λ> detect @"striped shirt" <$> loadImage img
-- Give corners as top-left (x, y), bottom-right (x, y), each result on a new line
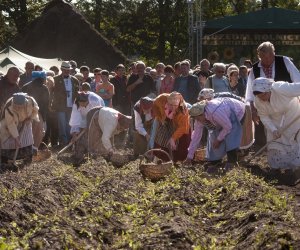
top-left (187, 97), bottom-right (245, 159)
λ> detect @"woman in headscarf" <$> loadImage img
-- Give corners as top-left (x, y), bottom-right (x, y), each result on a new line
top-left (133, 96), bottom-right (154, 156)
top-left (150, 91), bottom-right (190, 161)
top-left (253, 77), bottom-right (300, 169)
top-left (0, 92), bottom-right (39, 164)
top-left (186, 97), bottom-right (245, 170)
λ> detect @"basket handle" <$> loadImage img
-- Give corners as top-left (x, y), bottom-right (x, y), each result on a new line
top-left (40, 142), bottom-right (49, 150)
top-left (144, 148), bottom-right (172, 162)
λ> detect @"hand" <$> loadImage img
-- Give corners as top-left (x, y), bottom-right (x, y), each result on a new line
top-left (136, 77), bottom-right (143, 85)
top-left (213, 139), bottom-right (221, 149)
top-left (184, 158), bottom-right (192, 165)
top-left (252, 111), bottom-right (260, 125)
top-left (273, 130), bottom-right (281, 139)
top-left (15, 137), bottom-right (21, 148)
top-left (168, 138), bottom-right (177, 151)
top-left (71, 132), bottom-right (79, 143)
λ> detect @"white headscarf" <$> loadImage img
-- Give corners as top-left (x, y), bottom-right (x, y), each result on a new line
top-left (253, 77), bottom-right (274, 93)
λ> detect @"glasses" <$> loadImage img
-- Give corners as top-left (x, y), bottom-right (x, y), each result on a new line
top-left (94, 73), bottom-right (101, 75)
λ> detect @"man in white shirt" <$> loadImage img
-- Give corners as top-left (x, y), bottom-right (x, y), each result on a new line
top-left (245, 41), bottom-right (300, 146)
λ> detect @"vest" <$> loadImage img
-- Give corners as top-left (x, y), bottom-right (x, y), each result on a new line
top-left (133, 101), bottom-right (146, 123)
top-left (253, 55), bottom-right (292, 83)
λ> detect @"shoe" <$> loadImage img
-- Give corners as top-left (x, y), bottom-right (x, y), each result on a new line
top-left (224, 162), bottom-right (237, 172)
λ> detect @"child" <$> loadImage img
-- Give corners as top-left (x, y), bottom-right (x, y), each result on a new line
top-left (96, 70), bottom-right (114, 107)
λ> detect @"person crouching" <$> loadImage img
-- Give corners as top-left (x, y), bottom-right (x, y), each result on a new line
top-left (187, 97), bottom-right (245, 171)
top-left (133, 96), bottom-right (154, 156)
top-left (0, 93), bottom-right (39, 164)
top-left (69, 91), bottom-right (104, 166)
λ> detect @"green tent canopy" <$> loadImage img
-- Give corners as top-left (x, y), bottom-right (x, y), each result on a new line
top-left (204, 7), bottom-right (300, 33)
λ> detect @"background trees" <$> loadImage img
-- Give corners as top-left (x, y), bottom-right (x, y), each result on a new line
top-left (1, 0), bottom-right (299, 65)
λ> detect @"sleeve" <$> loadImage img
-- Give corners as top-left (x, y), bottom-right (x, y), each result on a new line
top-left (284, 56), bottom-right (300, 82)
top-left (245, 70), bottom-right (255, 103)
top-left (98, 109), bottom-right (118, 151)
top-left (255, 100), bottom-right (277, 132)
top-left (187, 120), bottom-right (204, 159)
top-left (149, 118), bottom-right (158, 149)
top-left (272, 82), bottom-right (300, 97)
top-left (29, 97), bottom-right (40, 122)
top-left (172, 112), bottom-right (190, 141)
top-left (5, 109), bottom-right (18, 138)
top-left (69, 104), bottom-right (81, 134)
top-left (212, 106), bottom-right (232, 141)
top-left (134, 110), bottom-right (147, 136)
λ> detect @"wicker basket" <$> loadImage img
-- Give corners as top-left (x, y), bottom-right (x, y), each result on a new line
top-left (194, 147), bottom-right (206, 162)
top-left (139, 149), bottom-right (173, 181)
top-left (33, 143), bottom-right (52, 162)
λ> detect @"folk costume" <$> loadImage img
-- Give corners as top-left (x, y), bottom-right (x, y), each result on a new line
top-left (188, 98), bottom-right (245, 165)
top-left (253, 77), bottom-right (300, 169)
top-left (22, 71), bottom-right (49, 152)
top-left (0, 93), bottom-right (39, 163)
top-left (69, 91), bottom-right (104, 164)
top-left (133, 97), bottom-right (154, 156)
top-left (150, 92), bottom-right (190, 162)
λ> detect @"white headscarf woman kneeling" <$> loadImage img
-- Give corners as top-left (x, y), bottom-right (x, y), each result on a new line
top-left (253, 77), bottom-right (300, 169)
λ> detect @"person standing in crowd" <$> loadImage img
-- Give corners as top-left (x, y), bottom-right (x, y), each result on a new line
top-left (91, 68), bottom-right (102, 93)
top-left (111, 64), bottom-right (130, 115)
top-left (127, 61), bottom-right (156, 105)
top-left (228, 69), bottom-right (246, 97)
top-left (49, 66), bottom-right (59, 76)
top-left (154, 62), bottom-right (165, 95)
top-left (70, 60), bottom-right (78, 76)
top-left (173, 60), bottom-right (200, 104)
top-left (205, 63), bottom-right (230, 93)
top-left (50, 61), bottom-right (80, 146)
top-left (245, 41), bottom-right (300, 146)
top-left (0, 66), bottom-right (20, 114)
top-left (173, 62), bottom-right (182, 78)
top-left (133, 96), bottom-right (154, 156)
top-left (96, 70), bottom-right (114, 107)
top-left (187, 98), bottom-right (245, 171)
top-left (199, 58), bottom-right (213, 76)
top-left (0, 93), bottom-right (39, 165)
top-left (22, 71), bottom-right (49, 153)
top-left (253, 77), bottom-right (300, 169)
top-left (238, 65), bottom-right (249, 88)
top-left (194, 70), bottom-right (209, 90)
top-left (150, 92), bottom-right (190, 162)
top-left (80, 66), bottom-right (92, 84)
top-left (19, 61), bottom-right (34, 88)
top-left (69, 91), bottom-right (104, 166)
top-left (160, 65), bottom-right (175, 94)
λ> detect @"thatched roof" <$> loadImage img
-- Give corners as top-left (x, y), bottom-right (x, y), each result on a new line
top-left (12, 0), bottom-right (127, 70)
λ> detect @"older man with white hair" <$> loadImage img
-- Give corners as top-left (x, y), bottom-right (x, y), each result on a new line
top-left (253, 77), bottom-right (300, 169)
top-left (245, 41), bottom-right (300, 146)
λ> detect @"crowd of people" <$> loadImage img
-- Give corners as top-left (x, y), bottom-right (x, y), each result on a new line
top-left (1, 41), bottom-right (300, 172)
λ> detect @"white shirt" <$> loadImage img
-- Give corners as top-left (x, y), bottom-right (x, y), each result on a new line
top-left (64, 77), bottom-right (73, 108)
top-left (254, 81), bottom-right (300, 151)
top-left (245, 56), bottom-right (300, 102)
top-left (69, 92), bottom-right (104, 133)
top-left (134, 110), bottom-right (152, 136)
top-left (98, 107), bottom-right (119, 152)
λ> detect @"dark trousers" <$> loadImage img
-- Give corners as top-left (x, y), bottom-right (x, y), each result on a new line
top-left (43, 111), bottom-right (59, 146)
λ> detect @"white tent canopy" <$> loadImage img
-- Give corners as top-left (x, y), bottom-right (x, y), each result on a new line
top-left (0, 46), bottom-right (62, 74)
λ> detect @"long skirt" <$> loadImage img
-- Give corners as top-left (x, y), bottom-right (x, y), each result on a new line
top-left (1, 121), bottom-right (33, 160)
top-left (240, 104), bottom-right (255, 149)
top-left (32, 113), bottom-right (45, 148)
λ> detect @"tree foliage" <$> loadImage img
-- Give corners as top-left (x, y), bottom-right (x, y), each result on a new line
top-left (1, 0), bottom-right (300, 65)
